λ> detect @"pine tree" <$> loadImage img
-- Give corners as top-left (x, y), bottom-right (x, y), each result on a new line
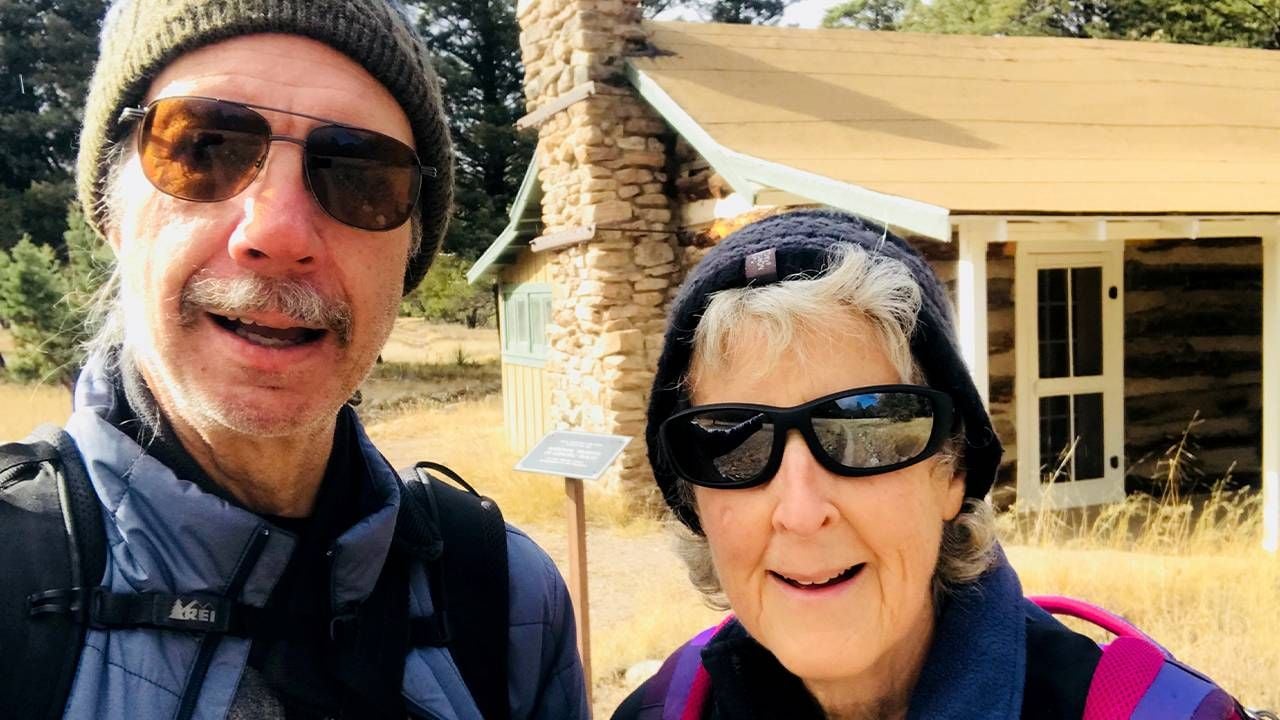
top-left (0, 0), bottom-right (107, 251)
top-left (413, 0), bottom-right (536, 260)
top-left (0, 204), bottom-right (109, 387)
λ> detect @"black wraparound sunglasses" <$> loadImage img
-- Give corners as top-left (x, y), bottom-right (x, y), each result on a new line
top-left (119, 96), bottom-right (437, 232)
top-left (659, 385), bottom-right (955, 489)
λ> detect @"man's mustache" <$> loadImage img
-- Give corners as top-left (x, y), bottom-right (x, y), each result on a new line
top-left (178, 272), bottom-right (353, 346)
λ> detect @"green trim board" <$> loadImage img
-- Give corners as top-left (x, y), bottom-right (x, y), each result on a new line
top-left (467, 155), bottom-right (545, 285)
top-left (623, 63), bottom-right (953, 241)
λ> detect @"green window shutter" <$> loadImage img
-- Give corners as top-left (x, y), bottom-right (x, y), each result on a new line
top-left (501, 284), bottom-right (551, 365)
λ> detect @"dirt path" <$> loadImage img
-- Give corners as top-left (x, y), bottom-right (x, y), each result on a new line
top-left (516, 522), bottom-right (703, 717)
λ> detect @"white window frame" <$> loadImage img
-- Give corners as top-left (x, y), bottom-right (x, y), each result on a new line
top-left (1015, 240), bottom-right (1126, 508)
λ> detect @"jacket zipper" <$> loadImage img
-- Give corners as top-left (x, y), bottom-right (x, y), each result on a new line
top-left (174, 526), bottom-right (272, 720)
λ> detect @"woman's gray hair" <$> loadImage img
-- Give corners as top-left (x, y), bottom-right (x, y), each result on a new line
top-left (675, 242), bottom-right (998, 610)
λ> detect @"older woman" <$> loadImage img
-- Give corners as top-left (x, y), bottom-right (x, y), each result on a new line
top-left (613, 210), bottom-right (1249, 720)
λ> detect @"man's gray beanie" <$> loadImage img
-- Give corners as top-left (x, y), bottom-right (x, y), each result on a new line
top-left (76, 0), bottom-right (453, 294)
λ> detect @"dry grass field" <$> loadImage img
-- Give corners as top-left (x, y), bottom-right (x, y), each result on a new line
top-left (0, 382), bottom-right (72, 439)
top-left (379, 317), bottom-right (499, 365)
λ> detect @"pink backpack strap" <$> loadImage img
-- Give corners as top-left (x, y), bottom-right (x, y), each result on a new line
top-left (1031, 596), bottom-right (1244, 720)
top-left (1030, 595), bottom-right (1167, 652)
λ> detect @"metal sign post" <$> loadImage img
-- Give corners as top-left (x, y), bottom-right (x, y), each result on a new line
top-left (516, 430), bottom-right (631, 705)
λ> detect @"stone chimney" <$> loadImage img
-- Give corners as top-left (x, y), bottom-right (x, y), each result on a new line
top-left (517, 0), bottom-right (677, 492)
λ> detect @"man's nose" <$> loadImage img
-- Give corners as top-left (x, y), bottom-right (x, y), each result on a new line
top-left (770, 432), bottom-right (839, 535)
top-left (226, 143), bottom-right (325, 275)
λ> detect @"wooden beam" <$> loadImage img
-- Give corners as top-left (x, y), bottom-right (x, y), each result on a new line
top-left (530, 225), bottom-right (595, 253)
top-left (516, 81), bottom-right (598, 130)
top-left (1263, 225), bottom-right (1280, 553)
top-left (956, 219), bottom-right (999, 408)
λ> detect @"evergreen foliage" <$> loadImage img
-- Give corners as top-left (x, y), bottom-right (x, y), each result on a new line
top-left (412, 0), bottom-right (536, 261)
top-left (823, 0), bottom-right (1280, 49)
top-left (0, 0), bottom-right (107, 252)
top-left (0, 204), bottom-right (110, 386)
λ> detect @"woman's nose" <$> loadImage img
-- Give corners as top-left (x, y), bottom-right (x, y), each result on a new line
top-left (770, 432), bottom-right (839, 535)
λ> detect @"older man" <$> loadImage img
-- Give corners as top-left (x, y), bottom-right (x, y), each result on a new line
top-left (0, 2), bottom-right (585, 719)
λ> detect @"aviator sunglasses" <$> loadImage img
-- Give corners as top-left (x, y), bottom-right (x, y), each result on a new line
top-left (119, 96), bottom-right (437, 232)
top-left (659, 385), bottom-right (955, 489)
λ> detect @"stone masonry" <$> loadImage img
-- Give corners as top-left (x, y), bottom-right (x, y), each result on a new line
top-left (517, 0), bottom-right (679, 492)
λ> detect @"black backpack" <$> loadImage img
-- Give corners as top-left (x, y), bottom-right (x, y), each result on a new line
top-left (0, 424), bottom-right (511, 720)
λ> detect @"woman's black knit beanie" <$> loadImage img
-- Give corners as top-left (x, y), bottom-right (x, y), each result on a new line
top-left (646, 209), bottom-right (1003, 533)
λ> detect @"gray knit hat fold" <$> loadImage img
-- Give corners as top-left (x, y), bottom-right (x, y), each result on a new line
top-left (77, 0), bottom-right (453, 293)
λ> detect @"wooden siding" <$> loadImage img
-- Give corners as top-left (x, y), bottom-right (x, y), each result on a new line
top-left (1123, 237), bottom-right (1263, 492)
top-left (504, 248), bottom-right (554, 285)
top-left (502, 361), bottom-right (552, 453)
top-left (499, 249), bottom-right (555, 453)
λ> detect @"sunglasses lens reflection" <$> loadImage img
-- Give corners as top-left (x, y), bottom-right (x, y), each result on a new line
top-left (668, 409), bottom-right (774, 486)
top-left (812, 393), bottom-right (935, 470)
top-left (306, 125), bottom-right (421, 231)
top-left (140, 97), bottom-right (269, 202)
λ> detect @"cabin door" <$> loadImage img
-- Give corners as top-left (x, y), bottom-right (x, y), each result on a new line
top-left (1015, 242), bottom-right (1125, 508)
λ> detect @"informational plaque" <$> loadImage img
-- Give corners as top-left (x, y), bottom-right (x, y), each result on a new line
top-left (513, 429), bottom-right (632, 701)
top-left (515, 430), bottom-right (631, 481)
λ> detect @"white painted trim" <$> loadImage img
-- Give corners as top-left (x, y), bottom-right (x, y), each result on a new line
top-left (956, 219), bottom-right (1000, 408)
top-left (1014, 241), bottom-right (1126, 509)
top-left (953, 215), bottom-right (1280, 244)
top-left (723, 149), bottom-right (954, 241)
top-left (1263, 226), bottom-right (1280, 553)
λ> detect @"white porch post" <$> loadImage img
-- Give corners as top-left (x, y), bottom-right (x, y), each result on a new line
top-left (956, 219), bottom-right (1003, 408)
top-left (1263, 227), bottom-right (1280, 553)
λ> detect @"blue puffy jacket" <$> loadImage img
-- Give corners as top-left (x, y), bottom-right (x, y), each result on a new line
top-left (58, 362), bottom-right (588, 720)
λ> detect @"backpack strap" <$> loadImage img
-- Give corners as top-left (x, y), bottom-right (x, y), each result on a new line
top-left (1030, 596), bottom-right (1246, 720)
top-left (397, 462), bottom-right (510, 720)
top-left (0, 424), bottom-right (106, 720)
top-left (634, 616), bottom-right (734, 720)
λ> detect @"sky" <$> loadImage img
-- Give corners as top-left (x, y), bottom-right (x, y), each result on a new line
top-left (657, 0), bottom-right (848, 28)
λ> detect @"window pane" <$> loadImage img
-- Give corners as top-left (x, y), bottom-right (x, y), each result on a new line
top-left (1072, 393), bottom-right (1105, 480)
top-left (530, 294), bottom-right (548, 354)
top-left (1039, 395), bottom-right (1072, 482)
top-left (1037, 268), bottom-right (1069, 378)
top-left (509, 296), bottom-right (528, 353)
top-left (1071, 267), bottom-right (1103, 377)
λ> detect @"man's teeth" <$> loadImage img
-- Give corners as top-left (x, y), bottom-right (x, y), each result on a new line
top-left (234, 324), bottom-right (299, 348)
